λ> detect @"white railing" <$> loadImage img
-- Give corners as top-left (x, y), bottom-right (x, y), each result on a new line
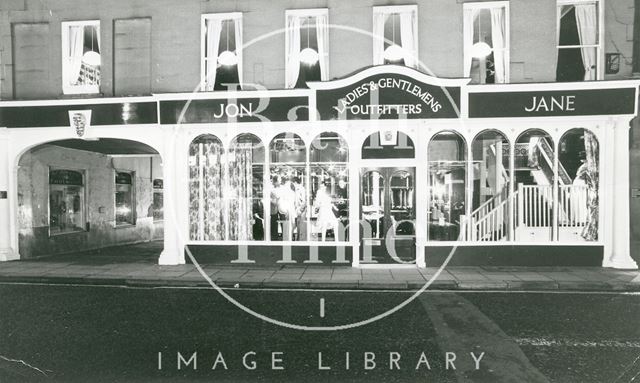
top-left (517, 183), bottom-right (553, 228)
top-left (470, 196), bottom-right (509, 241)
top-left (558, 185), bottom-right (589, 227)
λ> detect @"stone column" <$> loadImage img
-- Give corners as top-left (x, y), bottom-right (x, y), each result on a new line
top-left (158, 127), bottom-right (186, 265)
top-left (0, 129), bottom-right (18, 261)
top-left (603, 119), bottom-right (638, 269)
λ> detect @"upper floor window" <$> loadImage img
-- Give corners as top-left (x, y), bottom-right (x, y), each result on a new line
top-left (463, 2), bottom-right (509, 84)
top-left (285, 9), bottom-right (329, 89)
top-left (556, 0), bottom-right (601, 81)
top-left (61, 21), bottom-right (100, 95)
top-left (202, 13), bottom-right (243, 91)
top-left (372, 5), bottom-right (418, 68)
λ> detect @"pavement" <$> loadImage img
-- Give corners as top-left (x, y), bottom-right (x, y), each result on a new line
top-left (1, 241), bottom-right (639, 291)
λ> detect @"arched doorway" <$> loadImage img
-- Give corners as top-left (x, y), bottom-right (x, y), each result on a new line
top-left (17, 138), bottom-right (163, 260)
top-left (360, 131), bottom-right (416, 264)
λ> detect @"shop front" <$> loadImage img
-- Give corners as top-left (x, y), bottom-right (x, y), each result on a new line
top-left (0, 65), bottom-right (638, 269)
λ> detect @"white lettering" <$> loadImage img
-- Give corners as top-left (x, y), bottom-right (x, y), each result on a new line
top-left (445, 352), bottom-right (457, 370)
top-left (243, 351), bottom-right (257, 370)
top-left (177, 352), bottom-right (197, 370)
top-left (318, 352), bottom-right (331, 370)
top-left (389, 352), bottom-right (401, 370)
top-left (415, 352), bottom-right (432, 370)
top-left (470, 352), bottom-right (485, 370)
top-left (364, 352), bottom-right (376, 370)
top-left (272, 352), bottom-right (284, 370)
top-left (211, 352), bottom-right (228, 370)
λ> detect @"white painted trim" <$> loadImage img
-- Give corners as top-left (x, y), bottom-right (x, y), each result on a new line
top-left (372, 4), bottom-right (418, 15)
top-left (285, 8), bottom-right (328, 17)
top-left (307, 64), bottom-right (471, 89)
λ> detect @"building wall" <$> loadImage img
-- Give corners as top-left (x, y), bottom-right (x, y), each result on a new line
top-left (17, 145), bottom-right (163, 258)
top-left (0, 0), bottom-right (635, 100)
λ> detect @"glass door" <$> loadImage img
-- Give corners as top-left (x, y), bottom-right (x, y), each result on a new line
top-left (360, 167), bottom-right (416, 264)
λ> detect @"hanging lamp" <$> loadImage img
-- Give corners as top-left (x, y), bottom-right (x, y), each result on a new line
top-left (299, 16), bottom-right (319, 65)
top-left (218, 19), bottom-right (238, 66)
top-left (82, 25), bottom-right (101, 66)
top-left (383, 13), bottom-right (404, 62)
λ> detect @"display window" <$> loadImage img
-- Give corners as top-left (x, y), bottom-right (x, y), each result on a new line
top-left (310, 132), bottom-right (349, 241)
top-left (115, 172), bottom-right (135, 226)
top-left (152, 179), bottom-right (163, 222)
top-left (49, 169), bottom-right (85, 235)
top-left (428, 131), bottom-right (467, 241)
top-left (470, 130), bottom-right (511, 241)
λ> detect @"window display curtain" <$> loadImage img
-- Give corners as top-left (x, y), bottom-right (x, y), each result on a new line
top-left (228, 143), bottom-right (253, 240)
top-left (372, 12), bottom-right (389, 65)
top-left (575, 4), bottom-right (597, 81)
top-left (67, 25), bottom-right (85, 86)
top-left (204, 18), bottom-right (223, 91)
top-left (285, 16), bottom-right (301, 89)
top-left (490, 7), bottom-right (507, 83)
top-left (399, 11), bottom-right (418, 68)
top-left (581, 130), bottom-right (599, 240)
top-left (188, 140), bottom-right (225, 240)
top-left (463, 9), bottom-right (479, 77)
top-left (316, 14), bottom-right (330, 80)
top-left (234, 18), bottom-right (243, 86)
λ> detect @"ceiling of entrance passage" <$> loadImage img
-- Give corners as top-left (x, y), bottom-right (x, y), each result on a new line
top-left (49, 138), bottom-right (158, 155)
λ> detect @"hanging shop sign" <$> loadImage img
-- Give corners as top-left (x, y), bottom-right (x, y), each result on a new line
top-left (115, 172), bottom-right (133, 185)
top-left (68, 110), bottom-right (92, 139)
top-left (309, 65), bottom-right (466, 120)
top-left (468, 87), bottom-right (636, 118)
top-left (159, 96), bottom-right (309, 124)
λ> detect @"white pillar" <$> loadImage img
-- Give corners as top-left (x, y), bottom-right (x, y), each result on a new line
top-left (603, 119), bottom-right (638, 269)
top-left (0, 129), bottom-right (18, 261)
top-left (158, 127), bottom-right (186, 265)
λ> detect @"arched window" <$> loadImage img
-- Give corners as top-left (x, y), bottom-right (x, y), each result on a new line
top-left (470, 130), bottom-right (511, 241)
top-left (428, 131), bottom-right (466, 241)
top-left (269, 133), bottom-right (306, 241)
top-left (514, 129), bottom-right (555, 241)
top-left (228, 134), bottom-right (265, 241)
top-left (310, 132), bottom-right (349, 241)
top-left (188, 134), bottom-right (224, 241)
top-left (361, 131), bottom-right (415, 159)
top-left (558, 128), bottom-right (599, 241)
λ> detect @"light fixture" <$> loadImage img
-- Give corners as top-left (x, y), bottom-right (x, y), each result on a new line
top-left (82, 25), bottom-right (101, 66)
top-left (471, 42), bottom-right (492, 59)
top-left (218, 19), bottom-right (238, 66)
top-left (300, 16), bottom-right (319, 65)
top-left (383, 13), bottom-right (405, 62)
top-left (471, 12), bottom-right (492, 59)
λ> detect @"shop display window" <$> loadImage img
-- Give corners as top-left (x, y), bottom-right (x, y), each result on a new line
top-left (428, 131), bottom-right (467, 241)
top-left (470, 130), bottom-right (511, 241)
top-left (152, 179), bottom-right (163, 222)
top-left (310, 132), bottom-right (349, 241)
top-left (558, 128), bottom-right (599, 241)
top-left (269, 133), bottom-right (307, 241)
top-left (49, 169), bottom-right (85, 235)
top-left (115, 172), bottom-right (135, 226)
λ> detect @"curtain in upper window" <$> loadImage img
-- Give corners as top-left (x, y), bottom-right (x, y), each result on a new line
top-left (202, 14), bottom-right (242, 91)
top-left (463, 3), bottom-right (509, 84)
top-left (372, 6), bottom-right (418, 68)
top-left (285, 10), bottom-right (329, 89)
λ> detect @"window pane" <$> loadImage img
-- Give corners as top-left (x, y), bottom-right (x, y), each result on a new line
top-left (362, 171), bottom-right (385, 239)
top-left (471, 131), bottom-right (511, 241)
top-left (188, 135), bottom-right (225, 240)
top-left (558, 129), bottom-right (599, 241)
top-left (229, 134), bottom-right (265, 241)
top-left (49, 170), bottom-right (85, 234)
top-left (428, 132), bottom-right (466, 241)
top-left (515, 130), bottom-right (554, 242)
top-left (390, 170), bottom-right (415, 236)
top-left (115, 172), bottom-right (134, 225)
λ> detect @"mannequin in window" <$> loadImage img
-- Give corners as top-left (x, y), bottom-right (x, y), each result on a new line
top-left (314, 182), bottom-right (339, 242)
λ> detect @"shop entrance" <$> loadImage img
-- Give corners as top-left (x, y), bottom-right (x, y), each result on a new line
top-left (360, 167), bottom-right (416, 264)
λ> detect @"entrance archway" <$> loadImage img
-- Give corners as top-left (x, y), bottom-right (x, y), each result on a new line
top-left (16, 138), bottom-right (164, 260)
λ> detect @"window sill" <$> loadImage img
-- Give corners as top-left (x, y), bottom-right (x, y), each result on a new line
top-left (114, 223), bottom-right (136, 229)
top-left (49, 229), bottom-right (86, 237)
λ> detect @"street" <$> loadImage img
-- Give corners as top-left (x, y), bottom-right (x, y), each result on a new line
top-left (0, 284), bottom-right (639, 382)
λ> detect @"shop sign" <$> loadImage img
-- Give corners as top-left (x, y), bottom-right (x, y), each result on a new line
top-left (311, 67), bottom-right (463, 120)
top-left (159, 96), bottom-right (309, 124)
top-left (49, 170), bottom-right (83, 186)
top-left (115, 172), bottom-right (132, 185)
top-left (153, 179), bottom-right (163, 189)
top-left (68, 110), bottom-right (92, 139)
top-left (469, 88), bottom-right (636, 118)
